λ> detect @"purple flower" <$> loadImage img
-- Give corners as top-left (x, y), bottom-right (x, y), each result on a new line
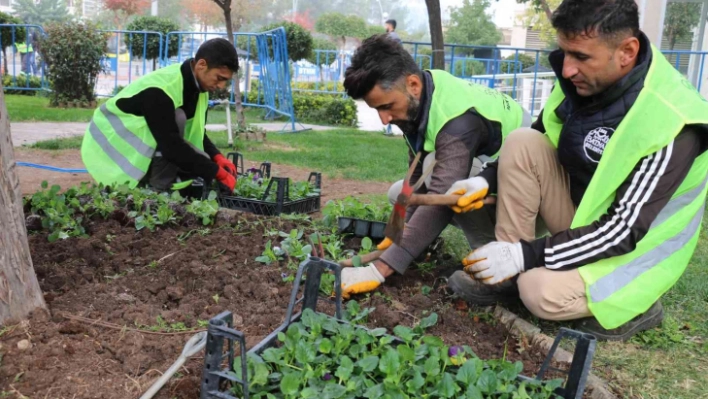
top-left (281, 273), bottom-right (289, 279)
top-left (322, 373), bottom-right (333, 381)
top-left (448, 346), bottom-right (463, 357)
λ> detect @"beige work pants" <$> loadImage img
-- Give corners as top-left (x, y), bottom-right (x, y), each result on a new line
top-left (495, 129), bottom-right (592, 321)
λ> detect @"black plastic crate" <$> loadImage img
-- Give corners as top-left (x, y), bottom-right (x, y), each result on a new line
top-left (337, 217), bottom-right (388, 239)
top-left (226, 152), bottom-right (271, 179)
top-left (214, 172), bottom-right (322, 216)
top-left (200, 259), bottom-right (597, 399)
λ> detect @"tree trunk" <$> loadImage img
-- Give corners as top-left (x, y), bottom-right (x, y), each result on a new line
top-left (0, 78), bottom-right (47, 325)
top-left (539, 0), bottom-right (553, 21)
top-left (425, 0), bottom-right (445, 70)
top-left (2, 49), bottom-right (7, 76)
top-left (217, 0), bottom-right (246, 128)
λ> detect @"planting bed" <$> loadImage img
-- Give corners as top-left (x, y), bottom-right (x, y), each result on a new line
top-left (1, 195), bottom-right (573, 398)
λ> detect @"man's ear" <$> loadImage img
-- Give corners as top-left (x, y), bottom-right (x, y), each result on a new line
top-left (406, 74), bottom-right (423, 99)
top-left (618, 36), bottom-right (640, 67)
top-left (194, 58), bottom-right (209, 71)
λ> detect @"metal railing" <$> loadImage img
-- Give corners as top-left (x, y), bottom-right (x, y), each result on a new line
top-left (96, 30), bottom-right (164, 97)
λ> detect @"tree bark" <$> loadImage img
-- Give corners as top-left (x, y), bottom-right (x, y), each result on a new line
top-left (0, 77), bottom-right (47, 325)
top-left (214, 0), bottom-right (246, 128)
top-left (538, 0), bottom-right (553, 21)
top-left (425, 0), bottom-right (445, 70)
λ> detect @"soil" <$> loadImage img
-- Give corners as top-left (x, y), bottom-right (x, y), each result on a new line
top-left (12, 148), bottom-right (391, 204)
top-left (0, 209), bottom-right (570, 399)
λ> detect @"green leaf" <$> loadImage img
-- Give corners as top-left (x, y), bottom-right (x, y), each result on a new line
top-left (369, 328), bottom-right (387, 337)
top-left (498, 361), bottom-right (524, 382)
top-left (379, 348), bottom-right (400, 376)
top-left (357, 356), bottom-right (379, 372)
top-left (301, 387), bottom-right (319, 398)
top-left (250, 355), bottom-right (269, 387)
top-left (361, 237), bottom-right (373, 250)
top-left (335, 356), bottom-right (354, 380)
top-left (422, 335), bottom-right (444, 348)
top-left (323, 383), bottom-right (347, 399)
top-left (295, 340), bottom-right (316, 365)
top-left (352, 256), bottom-right (362, 267)
top-left (319, 337), bottom-right (333, 354)
top-left (424, 356), bottom-right (440, 377)
top-left (406, 370), bottom-right (425, 392)
top-left (456, 360), bottom-right (479, 385)
top-left (465, 384), bottom-right (484, 399)
top-left (261, 347), bottom-right (282, 363)
top-left (437, 373), bottom-right (459, 398)
top-left (393, 326), bottom-right (416, 343)
top-left (476, 369), bottom-right (498, 394)
top-left (397, 345), bottom-right (415, 363)
top-left (363, 383), bottom-right (384, 399)
top-left (280, 373), bottom-right (300, 395)
top-left (418, 313), bottom-right (438, 329)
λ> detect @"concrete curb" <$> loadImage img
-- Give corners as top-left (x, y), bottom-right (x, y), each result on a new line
top-left (492, 306), bottom-right (617, 399)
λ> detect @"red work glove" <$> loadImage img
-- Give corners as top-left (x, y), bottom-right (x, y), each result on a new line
top-left (215, 167), bottom-right (236, 192)
top-left (213, 154), bottom-right (237, 177)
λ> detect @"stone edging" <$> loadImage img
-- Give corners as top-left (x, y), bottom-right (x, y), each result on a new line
top-left (492, 306), bottom-right (617, 399)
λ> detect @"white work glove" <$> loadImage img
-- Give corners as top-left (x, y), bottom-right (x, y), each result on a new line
top-left (340, 263), bottom-right (385, 299)
top-left (445, 176), bottom-right (489, 213)
top-left (463, 242), bottom-right (524, 285)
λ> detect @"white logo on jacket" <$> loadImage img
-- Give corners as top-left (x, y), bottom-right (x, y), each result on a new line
top-left (583, 127), bottom-right (614, 163)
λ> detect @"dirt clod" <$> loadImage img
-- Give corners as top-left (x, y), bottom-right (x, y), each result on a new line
top-left (17, 340), bottom-right (31, 351)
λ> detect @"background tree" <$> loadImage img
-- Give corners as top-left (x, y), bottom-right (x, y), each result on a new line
top-left (230, 0), bottom-right (263, 32)
top-left (124, 16), bottom-right (181, 69)
top-left (425, 0), bottom-right (445, 70)
top-left (185, 0), bottom-right (224, 31)
top-left (0, 80), bottom-right (48, 325)
top-left (663, 2), bottom-right (702, 50)
top-left (40, 22), bottom-right (108, 105)
top-left (0, 12), bottom-right (26, 75)
top-left (13, 0), bottom-right (71, 26)
top-left (366, 25), bottom-right (386, 38)
top-left (315, 13), bottom-right (368, 50)
top-left (445, 0), bottom-right (501, 55)
top-left (260, 21), bottom-right (314, 62)
top-left (519, 0), bottom-right (561, 45)
top-left (283, 11), bottom-right (314, 31)
top-left (306, 37), bottom-right (337, 65)
top-left (515, 0), bottom-right (552, 20)
top-left (101, 0), bottom-right (150, 29)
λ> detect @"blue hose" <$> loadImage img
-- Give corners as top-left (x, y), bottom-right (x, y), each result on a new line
top-left (16, 162), bottom-right (88, 174)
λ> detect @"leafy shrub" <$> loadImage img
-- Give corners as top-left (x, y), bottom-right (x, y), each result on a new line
top-left (260, 22), bottom-right (314, 62)
top-left (125, 16), bottom-right (181, 63)
top-left (247, 81), bottom-right (357, 126)
top-left (40, 22), bottom-right (108, 106)
top-left (322, 196), bottom-right (392, 226)
top-left (453, 59), bottom-right (486, 77)
top-left (3, 74), bottom-right (43, 95)
top-left (501, 53), bottom-right (536, 74)
top-left (307, 38), bottom-right (338, 66)
top-left (233, 172), bottom-right (320, 201)
top-left (291, 81), bottom-right (345, 92)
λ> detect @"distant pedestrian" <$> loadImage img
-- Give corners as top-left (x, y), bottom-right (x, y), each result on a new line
top-left (385, 19), bottom-right (401, 44)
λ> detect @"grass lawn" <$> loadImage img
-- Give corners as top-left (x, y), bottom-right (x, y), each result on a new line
top-left (206, 129), bottom-right (409, 182)
top-left (6, 95), bottom-right (97, 122)
top-left (24, 115), bottom-right (708, 398)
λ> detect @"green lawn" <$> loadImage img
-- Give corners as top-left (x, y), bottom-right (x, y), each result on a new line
top-left (207, 129), bottom-right (409, 182)
top-left (6, 95), bottom-right (97, 122)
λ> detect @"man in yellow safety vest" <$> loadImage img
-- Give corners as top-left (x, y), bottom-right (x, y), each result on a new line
top-left (447, 0), bottom-right (708, 340)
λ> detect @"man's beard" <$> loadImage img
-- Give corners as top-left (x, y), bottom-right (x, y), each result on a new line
top-left (390, 94), bottom-right (419, 135)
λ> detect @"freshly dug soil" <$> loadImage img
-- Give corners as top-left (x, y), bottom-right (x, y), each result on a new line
top-left (0, 214), bottom-right (563, 399)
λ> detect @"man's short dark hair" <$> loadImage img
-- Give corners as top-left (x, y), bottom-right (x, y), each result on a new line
top-left (344, 34), bottom-right (421, 99)
top-left (385, 19), bottom-right (397, 30)
top-left (195, 38), bottom-right (239, 72)
top-left (551, 0), bottom-right (639, 44)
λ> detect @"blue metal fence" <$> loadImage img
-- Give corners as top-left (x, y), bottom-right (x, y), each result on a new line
top-left (0, 24), bottom-right (50, 92)
top-left (2, 22), bottom-right (707, 122)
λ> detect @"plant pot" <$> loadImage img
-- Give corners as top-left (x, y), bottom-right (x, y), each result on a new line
top-left (58, 102), bottom-right (67, 108)
top-left (89, 101), bottom-right (97, 108)
top-left (337, 217), bottom-right (354, 234)
top-left (354, 220), bottom-right (371, 237)
top-left (369, 222), bottom-right (387, 239)
top-left (245, 132), bottom-right (256, 141)
top-left (255, 132), bottom-right (266, 142)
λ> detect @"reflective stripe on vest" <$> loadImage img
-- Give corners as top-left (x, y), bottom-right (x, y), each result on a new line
top-left (98, 104), bottom-right (154, 158)
top-left (588, 176), bottom-right (707, 302)
top-left (87, 119), bottom-right (145, 181)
